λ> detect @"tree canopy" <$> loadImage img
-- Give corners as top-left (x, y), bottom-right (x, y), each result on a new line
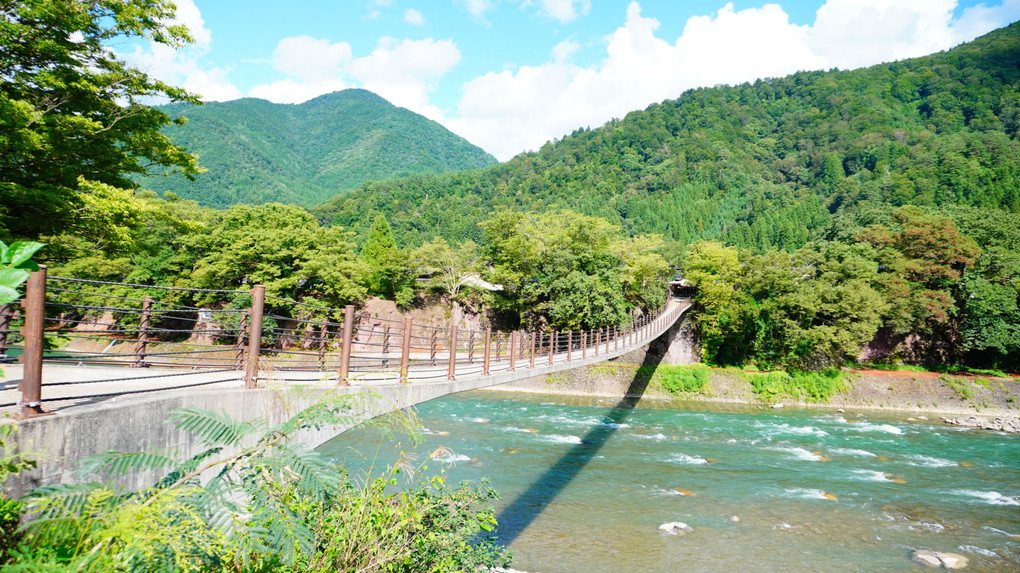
top-left (0, 0), bottom-right (201, 258)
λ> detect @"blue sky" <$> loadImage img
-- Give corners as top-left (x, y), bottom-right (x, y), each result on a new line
top-left (129, 0), bottom-right (1020, 160)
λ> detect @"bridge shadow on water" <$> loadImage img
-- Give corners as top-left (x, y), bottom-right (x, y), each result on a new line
top-left (491, 337), bottom-right (666, 545)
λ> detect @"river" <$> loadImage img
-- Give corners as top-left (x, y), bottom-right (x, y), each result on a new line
top-left (319, 390), bottom-right (1020, 572)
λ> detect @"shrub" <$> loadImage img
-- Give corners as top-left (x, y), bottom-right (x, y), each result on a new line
top-left (6, 393), bottom-right (509, 572)
top-left (653, 364), bottom-right (711, 396)
top-left (748, 368), bottom-right (847, 403)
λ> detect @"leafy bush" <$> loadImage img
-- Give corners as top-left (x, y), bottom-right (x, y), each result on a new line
top-left (0, 422), bottom-right (35, 565)
top-left (652, 365), bottom-right (711, 396)
top-left (748, 369), bottom-right (847, 403)
top-left (5, 394), bottom-right (509, 572)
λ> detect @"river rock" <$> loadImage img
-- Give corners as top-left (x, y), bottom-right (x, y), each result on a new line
top-left (658, 521), bottom-right (693, 535)
top-left (941, 416), bottom-right (1020, 433)
top-left (911, 549), bottom-right (969, 569)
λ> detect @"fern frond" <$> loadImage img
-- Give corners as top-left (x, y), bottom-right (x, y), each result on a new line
top-left (23, 483), bottom-right (108, 520)
top-left (267, 444), bottom-right (341, 501)
top-left (168, 408), bottom-right (259, 447)
top-left (75, 449), bottom-right (179, 480)
top-left (269, 395), bottom-right (363, 438)
top-left (155, 447), bottom-right (223, 489)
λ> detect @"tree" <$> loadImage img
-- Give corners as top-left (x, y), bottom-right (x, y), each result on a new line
top-left (479, 209), bottom-right (633, 330)
top-left (0, 0), bottom-right (201, 257)
top-left (360, 214), bottom-right (414, 306)
top-left (683, 241), bottom-right (749, 364)
top-left (412, 237), bottom-right (481, 324)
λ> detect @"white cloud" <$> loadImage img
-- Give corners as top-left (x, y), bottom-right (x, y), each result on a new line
top-left (536, 0), bottom-right (591, 23)
top-left (460, 0), bottom-right (496, 19)
top-left (269, 36), bottom-right (352, 82)
top-left (246, 36), bottom-right (459, 117)
top-left (551, 38), bottom-right (580, 63)
top-left (404, 8), bottom-right (425, 25)
top-left (248, 78), bottom-right (349, 104)
top-left (347, 37), bottom-right (460, 118)
top-left (168, 0), bottom-right (212, 48)
top-left (245, 36), bottom-right (353, 104)
top-left (120, 0), bottom-right (242, 102)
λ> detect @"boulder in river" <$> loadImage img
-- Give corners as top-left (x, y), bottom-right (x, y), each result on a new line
top-left (911, 549), bottom-right (969, 569)
top-left (658, 522), bottom-right (693, 535)
top-left (941, 416), bottom-right (1020, 433)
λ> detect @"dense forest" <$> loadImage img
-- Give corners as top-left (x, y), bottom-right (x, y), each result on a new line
top-left (315, 22), bottom-right (1020, 253)
top-left (133, 89), bottom-right (498, 208)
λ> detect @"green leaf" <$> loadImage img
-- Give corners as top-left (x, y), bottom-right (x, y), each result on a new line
top-left (168, 407), bottom-right (258, 447)
top-left (0, 285), bottom-right (19, 306)
top-left (0, 267), bottom-right (30, 289)
top-left (7, 241), bottom-right (44, 269)
top-left (75, 449), bottom-right (178, 479)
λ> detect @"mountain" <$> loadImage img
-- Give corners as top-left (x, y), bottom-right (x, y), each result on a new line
top-left (134, 89), bottom-right (499, 208)
top-left (313, 22), bottom-right (1020, 252)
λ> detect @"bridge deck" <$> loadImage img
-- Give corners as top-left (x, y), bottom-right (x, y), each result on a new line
top-left (1, 299), bottom-right (691, 417)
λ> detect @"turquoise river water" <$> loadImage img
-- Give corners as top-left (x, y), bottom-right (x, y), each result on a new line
top-left (320, 391), bottom-right (1020, 572)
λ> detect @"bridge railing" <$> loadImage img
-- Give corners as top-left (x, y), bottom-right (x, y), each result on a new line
top-left (4, 269), bottom-right (689, 418)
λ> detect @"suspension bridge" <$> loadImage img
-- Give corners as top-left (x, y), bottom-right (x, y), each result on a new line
top-left (1, 269), bottom-right (692, 494)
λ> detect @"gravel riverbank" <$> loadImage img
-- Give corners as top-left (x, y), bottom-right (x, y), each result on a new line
top-left (481, 364), bottom-right (1020, 432)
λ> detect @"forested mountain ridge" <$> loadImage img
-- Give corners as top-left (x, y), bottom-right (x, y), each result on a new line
top-left (134, 89), bottom-right (499, 208)
top-left (314, 22), bottom-right (1020, 252)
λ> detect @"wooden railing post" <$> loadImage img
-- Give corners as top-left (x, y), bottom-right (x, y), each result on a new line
top-left (338, 305), bottom-right (355, 384)
top-left (133, 296), bottom-right (152, 368)
top-left (529, 331), bottom-right (536, 367)
top-left (399, 317), bottom-right (412, 384)
top-left (430, 329), bottom-right (438, 366)
top-left (468, 330), bottom-right (476, 364)
top-left (242, 285), bottom-right (265, 389)
top-left (594, 328), bottom-right (600, 357)
top-left (567, 331), bottom-right (573, 362)
top-left (614, 326), bottom-right (618, 352)
top-left (605, 327), bottom-right (610, 354)
top-left (17, 266), bottom-right (48, 418)
top-left (548, 331), bottom-right (555, 365)
top-left (483, 326), bottom-right (492, 376)
top-left (509, 331), bottom-right (517, 372)
top-left (582, 331), bottom-right (587, 359)
top-left (447, 325), bottom-right (458, 380)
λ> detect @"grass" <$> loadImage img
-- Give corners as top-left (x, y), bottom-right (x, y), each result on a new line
top-left (941, 374), bottom-right (974, 400)
top-left (746, 368), bottom-right (848, 403)
top-left (851, 362), bottom-right (929, 373)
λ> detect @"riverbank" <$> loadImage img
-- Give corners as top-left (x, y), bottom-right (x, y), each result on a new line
top-left (480, 362), bottom-right (1020, 429)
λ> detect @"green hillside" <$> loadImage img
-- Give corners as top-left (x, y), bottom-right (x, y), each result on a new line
top-left (135, 89), bottom-right (499, 208)
top-left (314, 22), bottom-right (1020, 252)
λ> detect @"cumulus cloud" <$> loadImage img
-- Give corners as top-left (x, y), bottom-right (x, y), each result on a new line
top-left (120, 0), bottom-right (242, 102)
top-left (269, 36), bottom-right (353, 82)
top-left (404, 8), bottom-right (425, 25)
top-left (247, 36), bottom-right (459, 117)
top-left (535, 0), bottom-right (592, 23)
top-left (445, 0), bottom-right (1020, 160)
top-left (347, 37), bottom-right (460, 118)
top-left (460, 0), bottom-right (496, 20)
